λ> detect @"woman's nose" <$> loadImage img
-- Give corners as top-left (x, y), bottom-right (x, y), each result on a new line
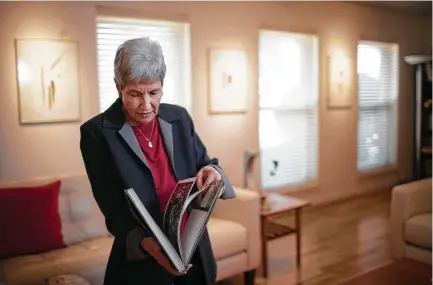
top-left (140, 94), bottom-right (152, 108)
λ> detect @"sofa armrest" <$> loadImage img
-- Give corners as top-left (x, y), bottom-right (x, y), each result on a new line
top-left (212, 187), bottom-right (261, 270)
top-left (389, 178), bottom-right (432, 259)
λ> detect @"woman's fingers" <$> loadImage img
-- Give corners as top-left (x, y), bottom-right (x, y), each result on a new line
top-left (196, 169), bottom-right (204, 189)
top-left (202, 173), bottom-right (214, 189)
top-left (196, 166), bottom-right (222, 189)
top-left (141, 238), bottom-right (181, 275)
top-left (141, 237), bottom-right (192, 276)
top-left (155, 253), bottom-right (191, 276)
top-left (219, 186), bottom-right (226, 197)
top-left (153, 252), bottom-right (178, 274)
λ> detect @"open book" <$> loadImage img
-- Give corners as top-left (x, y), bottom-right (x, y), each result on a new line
top-left (125, 177), bottom-right (224, 273)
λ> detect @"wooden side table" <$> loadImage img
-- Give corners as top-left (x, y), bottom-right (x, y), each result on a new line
top-left (260, 193), bottom-right (310, 278)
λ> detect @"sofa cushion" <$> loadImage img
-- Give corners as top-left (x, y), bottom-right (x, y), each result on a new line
top-left (0, 180), bottom-right (65, 259)
top-left (208, 217), bottom-right (247, 260)
top-left (404, 213), bottom-right (432, 250)
top-left (1, 236), bottom-right (113, 285)
top-left (59, 176), bottom-right (109, 245)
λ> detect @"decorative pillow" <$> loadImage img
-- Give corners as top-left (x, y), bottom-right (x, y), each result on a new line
top-left (0, 180), bottom-right (65, 259)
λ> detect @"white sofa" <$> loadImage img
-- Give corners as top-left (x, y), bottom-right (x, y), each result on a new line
top-left (0, 175), bottom-right (261, 285)
top-left (389, 178), bottom-right (432, 265)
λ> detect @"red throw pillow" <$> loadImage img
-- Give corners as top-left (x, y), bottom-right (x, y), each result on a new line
top-left (0, 180), bottom-right (65, 259)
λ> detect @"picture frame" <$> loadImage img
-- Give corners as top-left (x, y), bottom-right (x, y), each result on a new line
top-left (207, 48), bottom-right (248, 114)
top-left (327, 54), bottom-right (352, 109)
top-left (15, 38), bottom-right (81, 124)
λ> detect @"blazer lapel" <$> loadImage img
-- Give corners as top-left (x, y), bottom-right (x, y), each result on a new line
top-left (101, 99), bottom-right (150, 169)
top-left (118, 117), bottom-right (177, 177)
top-left (103, 99), bottom-right (180, 174)
top-left (118, 122), bottom-right (150, 169)
top-left (158, 117), bottom-right (178, 178)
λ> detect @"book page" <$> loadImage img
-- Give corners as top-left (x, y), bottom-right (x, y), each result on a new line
top-left (177, 188), bottom-right (208, 260)
top-left (163, 177), bottom-right (196, 256)
top-left (180, 180), bottom-right (224, 264)
top-left (180, 186), bottom-right (209, 218)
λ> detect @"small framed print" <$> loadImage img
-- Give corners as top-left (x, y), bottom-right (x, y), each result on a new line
top-left (208, 48), bottom-right (248, 114)
top-left (327, 54), bottom-right (352, 109)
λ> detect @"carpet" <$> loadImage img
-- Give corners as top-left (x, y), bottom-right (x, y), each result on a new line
top-left (340, 258), bottom-right (432, 285)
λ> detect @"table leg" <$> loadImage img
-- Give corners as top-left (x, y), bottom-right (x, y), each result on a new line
top-left (261, 216), bottom-right (268, 278)
top-left (295, 208), bottom-right (301, 267)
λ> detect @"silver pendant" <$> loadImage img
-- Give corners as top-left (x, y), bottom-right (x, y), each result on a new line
top-left (148, 141), bottom-right (153, 148)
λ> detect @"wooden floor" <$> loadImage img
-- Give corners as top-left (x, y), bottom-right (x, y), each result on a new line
top-left (221, 190), bottom-right (394, 285)
top-left (340, 258), bottom-right (431, 285)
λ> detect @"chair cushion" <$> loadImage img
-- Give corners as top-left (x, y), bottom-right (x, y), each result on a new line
top-left (404, 213), bottom-right (432, 250)
top-left (0, 180), bottom-right (65, 259)
top-left (2, 236), bottom-right (113, 285)
top-left (208, 217), bottom-right (247, 260)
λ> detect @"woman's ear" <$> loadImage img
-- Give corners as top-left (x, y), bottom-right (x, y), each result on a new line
top-left (114, 78), bottom-right (121, 97)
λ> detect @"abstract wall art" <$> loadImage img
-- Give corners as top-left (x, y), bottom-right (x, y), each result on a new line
top-left (327, 54), bottom-right (352, 109)
top-left (208, 48), bottom-right (248, 114)
top-left (15, 39), bottom-right (81, 124)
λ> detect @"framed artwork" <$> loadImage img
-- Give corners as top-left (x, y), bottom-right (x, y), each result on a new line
top-left (208, 48), bottom-right (248, 114)
top-left (15, 39), bottom-right (81, 124)
top-left (327, 54), bottom-right (352, 109)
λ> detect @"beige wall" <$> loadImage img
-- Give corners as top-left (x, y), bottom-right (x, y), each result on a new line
top-left (0, 1), bottom-right (430, 204)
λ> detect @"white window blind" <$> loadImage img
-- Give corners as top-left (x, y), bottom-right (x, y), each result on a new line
top-left (258, 30), bottom-right (319, 190)
top-left (357, 41), bottom-right (399, 172)
top-left (96, 16), bottom-right (191, 112)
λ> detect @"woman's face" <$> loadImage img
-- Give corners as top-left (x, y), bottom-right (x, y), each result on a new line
top-left (117, 80), bottom-right (163, 126)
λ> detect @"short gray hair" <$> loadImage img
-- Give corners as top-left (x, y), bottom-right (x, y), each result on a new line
top-left (114, 37), bottom-right (166, 87)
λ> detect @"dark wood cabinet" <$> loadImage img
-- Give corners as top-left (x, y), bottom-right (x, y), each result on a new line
top-left (405, 55), bottom-right (432, 180)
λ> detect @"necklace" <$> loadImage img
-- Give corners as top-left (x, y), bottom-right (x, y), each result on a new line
top-left (136, 119), bottom-right (155, 148)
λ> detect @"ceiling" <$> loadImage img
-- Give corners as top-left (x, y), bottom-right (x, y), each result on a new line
top-left (352, 1), bottom-right (432, 17)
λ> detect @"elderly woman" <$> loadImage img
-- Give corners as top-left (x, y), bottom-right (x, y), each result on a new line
top-left (80, 37), bottom-right (235, 285)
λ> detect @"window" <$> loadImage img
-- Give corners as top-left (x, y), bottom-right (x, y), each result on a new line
top-left (357, 41), bottom-right (399, 172)
top-left (258, 30), bottom-right (319, 191)
top-left (96, 16), bottom-right (191, 112)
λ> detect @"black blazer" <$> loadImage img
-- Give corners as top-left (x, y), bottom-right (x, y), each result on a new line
top-left (79, 99), bottom-right (236, 285)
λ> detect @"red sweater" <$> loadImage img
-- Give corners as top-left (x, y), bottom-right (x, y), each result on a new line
top-left (132, 119), bottom-right (188, 233)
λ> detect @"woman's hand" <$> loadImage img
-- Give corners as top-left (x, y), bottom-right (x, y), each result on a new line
top-left (196, 166), bottom-right (222, 189)
top-left (140, 237), bottom-right (192, 276)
